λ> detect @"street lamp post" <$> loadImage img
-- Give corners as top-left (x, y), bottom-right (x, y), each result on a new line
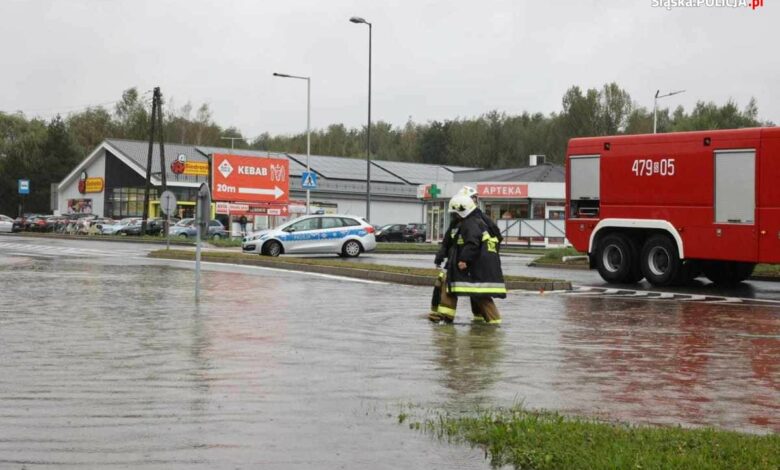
top-left (653, 89), bottom-right (685, 134)
top-left (220, 136), bottom-right (243, 149)
top-left (350, 16), bottom-right (372, 222)
top-left (273, 72), bottom-right (311, 215)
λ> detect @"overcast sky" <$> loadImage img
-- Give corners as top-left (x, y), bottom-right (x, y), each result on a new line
top-left (2, 0), bottom-right (777, 138)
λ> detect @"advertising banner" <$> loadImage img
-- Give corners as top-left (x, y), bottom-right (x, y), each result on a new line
top-left (212, 154), bottom-right (289, 203)
top-left (67, 199), bottom-right (93, 214)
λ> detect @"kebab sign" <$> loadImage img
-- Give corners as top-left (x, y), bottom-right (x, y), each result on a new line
top-left (211, 154), bottom-right (289, 203)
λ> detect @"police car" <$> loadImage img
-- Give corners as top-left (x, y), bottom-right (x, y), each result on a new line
top-left (242, 214), bottom-right (377, 257)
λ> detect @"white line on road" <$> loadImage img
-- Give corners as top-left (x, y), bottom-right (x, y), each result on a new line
top-left (161, 258), bottom-right (389, 285)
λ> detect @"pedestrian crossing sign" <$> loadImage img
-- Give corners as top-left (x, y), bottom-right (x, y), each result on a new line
top-left (301, 171), bottom-right (318, 190)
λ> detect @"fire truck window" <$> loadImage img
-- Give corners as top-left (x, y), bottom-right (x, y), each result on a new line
top-left (570, 156), bottom-right (600, 200)
top-left (715, 150), bottom-right (755, 224)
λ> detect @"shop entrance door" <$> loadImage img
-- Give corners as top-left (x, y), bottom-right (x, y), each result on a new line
top-left (426, 202), bottom-right (447, 242)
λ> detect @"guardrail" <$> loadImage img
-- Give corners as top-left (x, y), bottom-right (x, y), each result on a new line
top-left (496, 218), bottom-right (568, 247)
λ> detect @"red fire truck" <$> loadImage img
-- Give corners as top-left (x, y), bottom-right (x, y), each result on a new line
top-left (565, 127), bottom-right (780, 287)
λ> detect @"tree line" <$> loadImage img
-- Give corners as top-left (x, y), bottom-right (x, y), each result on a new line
top-left (0, 82), bottom-right (771, 215)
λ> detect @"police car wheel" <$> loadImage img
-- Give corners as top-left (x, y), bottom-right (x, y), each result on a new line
top-left (264, 240), bottom-right (282, 257)
top-left (342, 240), bottom-right (362, 258)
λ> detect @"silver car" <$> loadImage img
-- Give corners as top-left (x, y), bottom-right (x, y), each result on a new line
top-left (242, 214), bottom-right (377, 257)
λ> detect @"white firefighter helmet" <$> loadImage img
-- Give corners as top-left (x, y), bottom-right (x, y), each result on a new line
top-left (459, 186), bottom-right (478, 200)
top-left (448, 193), bottom-right (476, 218)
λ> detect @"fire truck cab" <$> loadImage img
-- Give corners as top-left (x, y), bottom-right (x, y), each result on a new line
top-left (565, 127), bottom-right (780, 286)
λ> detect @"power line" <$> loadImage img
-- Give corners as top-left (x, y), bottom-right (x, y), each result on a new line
top-left (5, 99), bottom-right (120, 114)
top-left (1, 89), bottom-right (154, 117)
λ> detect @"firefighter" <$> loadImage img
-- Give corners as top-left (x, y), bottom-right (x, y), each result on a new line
top-left (429, 188), bottom-right (494, 322)
top-left (459, 186), bottom-right (503, 248)
top-left (429, 193), bottom-right (506, 324)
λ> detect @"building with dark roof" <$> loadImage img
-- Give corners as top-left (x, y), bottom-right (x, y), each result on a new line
top-left (56, 139), bottom-right (566, 244)
top-left (56, 139), bottom-right (469, 231)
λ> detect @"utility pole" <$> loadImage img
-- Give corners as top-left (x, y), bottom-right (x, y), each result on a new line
top-left (142, 87), bottom-right (168, 234)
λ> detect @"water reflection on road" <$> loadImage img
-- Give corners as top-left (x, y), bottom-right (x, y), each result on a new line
top-left (558, 296), bottom-right (779, 432)
top-left (0, 253), bottom-right (778, 468)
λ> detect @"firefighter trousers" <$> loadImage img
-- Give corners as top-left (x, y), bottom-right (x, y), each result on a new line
top-left (429, 272), bottom-right (502, 324)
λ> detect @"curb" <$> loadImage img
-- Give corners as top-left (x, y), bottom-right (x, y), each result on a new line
top-left (150, 251), bottom-right (572, 291)
top-left (530, 259), bottom-right (779, 283)
top-left (528, 261), bottom-right (590, 271)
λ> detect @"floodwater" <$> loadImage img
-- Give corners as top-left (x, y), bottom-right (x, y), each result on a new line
top-left (0, 251), bottom-right (778, 468)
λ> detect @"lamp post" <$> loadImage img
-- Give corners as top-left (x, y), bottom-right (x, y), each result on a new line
top-left (653, 89), bottom-right (685, 134)
top-left (350, 15), bottom-right (372, 222)
top-left (220, 136), bottom-right (243, 149)
top-left (273, 72), bottom-right (311, 215)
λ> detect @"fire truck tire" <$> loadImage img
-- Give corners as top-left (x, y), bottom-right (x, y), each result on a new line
top-left (595, 234), bottom-right (640, 284)
top-left (640, 234), bottom-right (681, 287)
top-left (702, 261), bottom-right (755, 286)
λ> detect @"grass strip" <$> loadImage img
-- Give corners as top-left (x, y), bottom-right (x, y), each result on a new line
top-left (753, 263), bottom-right (780, 278)
top-left (149, 249), bottom-right (557, 283)
top-left (402, 406), bottom-right (779, 470)
top-left (532, 246), bottom-right (588, 266)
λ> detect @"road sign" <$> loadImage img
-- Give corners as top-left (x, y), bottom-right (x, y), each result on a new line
top-left (301, 171), bottom-right (318, 190)
top-left (160, 190), bottom-right (178, 215)
top-left (197, 183), bottom-right (211, 231)
top-left (212, 154), bottom-right (289, 203)
top-left (18, 179), bottom-right (30, 195)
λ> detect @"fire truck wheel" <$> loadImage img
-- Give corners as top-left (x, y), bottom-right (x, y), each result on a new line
top-left (596, 234), bottom-right (638, 284)
top-left (640, 235), bottom-right (681, 286)
top-left (702, 261), bottom-right (755, 286)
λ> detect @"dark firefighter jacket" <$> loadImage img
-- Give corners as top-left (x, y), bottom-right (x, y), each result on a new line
top-left (444, 211), bottom-right (506, 298)
top-left (434, 208), bottom-right (502, 267)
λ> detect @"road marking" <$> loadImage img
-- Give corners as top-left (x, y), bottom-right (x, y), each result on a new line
top-left (0, 242), bottom-right (138, 259)
top-left (159, 259), bottom-right (389, 285)
top-left (566, 285), bottom-right (780, 307)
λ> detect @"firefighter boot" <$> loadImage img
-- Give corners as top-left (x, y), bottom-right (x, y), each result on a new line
top-left (475, 297), bottom-right (502, 325)
top-left (470, 297), bottom-right (487, 323)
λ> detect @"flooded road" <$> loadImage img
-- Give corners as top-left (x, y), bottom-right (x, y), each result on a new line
top-left (0, 238), bottom-right (778, 467)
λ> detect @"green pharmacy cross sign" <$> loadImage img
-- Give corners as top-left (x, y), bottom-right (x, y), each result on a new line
top-left (429, 184), bottom-right (441, 198)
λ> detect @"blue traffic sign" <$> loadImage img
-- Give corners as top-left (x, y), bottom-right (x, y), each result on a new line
top-left (18, 179), bottom-right (30, 195)
top-left (301, 171), bottom-right (318, 190)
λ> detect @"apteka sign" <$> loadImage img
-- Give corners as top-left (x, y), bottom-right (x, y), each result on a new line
top-left (477, 183), bottom-right (528, 199)
top-left (212, 154), bottom-right (289, 203)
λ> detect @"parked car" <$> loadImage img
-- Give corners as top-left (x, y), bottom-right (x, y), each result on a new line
top-left (242, 214), bottom-right (376, 258)
top-left (27, 216), bottom-right (49, 232)
top-left (403, 223), bottom-right (427, 242)
top-left (168, 218), bottom-right (228, 239)
top-left (115, 218), bottom-right (169, 236)
top-left (375, 223), bottom-right (406, 242)
top-left (102, 218), bottom-right (139, 235)
top-left (0, 214), bottom-right (14, 233)
top-left (115, 219), bottom-right (144, 236)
